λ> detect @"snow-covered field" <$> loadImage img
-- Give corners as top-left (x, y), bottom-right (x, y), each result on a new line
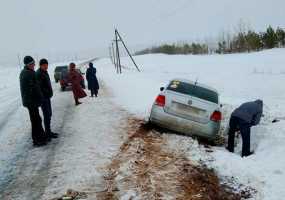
top-left (96, 48), bottom-right (285, 200)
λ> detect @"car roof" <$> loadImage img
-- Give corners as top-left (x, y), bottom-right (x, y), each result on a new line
top-left (170, 78), bottom-right (219, 93)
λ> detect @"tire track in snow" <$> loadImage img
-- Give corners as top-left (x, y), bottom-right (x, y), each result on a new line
top-left (0, 90), bottom-right (73, 200)
top-left (0, 80), bottom-right (131, 200)
top-left (0, 99), bottom-right (21, 135)
top-left (97, 118), bottom-right (246, 200)
top-left (42, 83), bottom-right (130, 200)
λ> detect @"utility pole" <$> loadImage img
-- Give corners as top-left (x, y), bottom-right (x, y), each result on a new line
top-left (115, 30), bottom-right (122, 74)
top-left (111, 28), bottom-right (141, 73)
top-left (115, 29), bottom-right (141, 72)
top-left (111, 42), bottom-right (116, 67)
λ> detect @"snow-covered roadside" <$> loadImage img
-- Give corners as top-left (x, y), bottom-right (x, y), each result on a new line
top-left (0, 62), bottom-right (87, 191)
top-left (96, 48), bottom-right (285, 200)
top-left (0, 62), bottom-right (129, 199)
top-left (39, 83), bottom-right (130, 199)
top-left (0, 65), bottom-right (28, 189)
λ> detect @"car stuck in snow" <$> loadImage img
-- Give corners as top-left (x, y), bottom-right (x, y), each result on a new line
top-left (149, 79), bottom-right (222, 141)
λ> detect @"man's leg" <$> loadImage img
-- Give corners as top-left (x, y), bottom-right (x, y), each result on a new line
top-left (28, 107), bottom-right (46, 144)
top-left (240, 125), bottom-right (251, 157)
top-left (41, 99), bottom-right (52, 134)
top-left (28, 107), bottom-right (37, 142)
top-left (227, 116), bottom-right (238, 153)
top-left (91, 89), bottom-right (94, 97)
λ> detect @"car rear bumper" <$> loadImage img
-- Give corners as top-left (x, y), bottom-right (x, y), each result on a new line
top-left (54, 73), bottom-right (61, 80)
top-left (150, 105), bottom-right (220, 140)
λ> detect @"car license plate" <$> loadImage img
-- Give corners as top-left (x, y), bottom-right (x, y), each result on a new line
top-left (173, 102), bottom-right (204, 115)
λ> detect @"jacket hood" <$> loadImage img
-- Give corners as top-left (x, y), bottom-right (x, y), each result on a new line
top-left (254, 99), bottom-right (263, 106)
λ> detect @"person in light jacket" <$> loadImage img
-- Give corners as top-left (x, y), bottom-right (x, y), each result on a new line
top-left (227, 99), bottom-right (263, 157)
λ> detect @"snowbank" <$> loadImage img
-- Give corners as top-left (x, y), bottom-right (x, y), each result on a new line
top-left (96, 48), bottom-right (285, 200)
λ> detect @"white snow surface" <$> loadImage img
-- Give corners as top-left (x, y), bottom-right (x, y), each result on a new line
top-left (0, 49), bottom-right (284, 199)
top-left (96, 48), bottom-right (285, 200)
top-left (0, 63), bottom-right (129, 199)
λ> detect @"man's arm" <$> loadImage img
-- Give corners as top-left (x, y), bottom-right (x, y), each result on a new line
top-left (252, 112), bottom-right (262, 126)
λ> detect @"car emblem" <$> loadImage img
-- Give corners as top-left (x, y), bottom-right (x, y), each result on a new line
top-left (188, 100), bottom-right (192, 105)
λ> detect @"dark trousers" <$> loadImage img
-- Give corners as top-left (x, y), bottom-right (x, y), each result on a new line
top-left (27, 106), bottom-right (46, 143)
top-left (41, 98), bottom-right (52, 134)
top-left (91, 89), bottom-right (98, 97)
top-left (227, 116), bottom-right (251, 157)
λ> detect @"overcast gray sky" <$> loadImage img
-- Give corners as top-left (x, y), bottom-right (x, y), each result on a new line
top-left (0, 0), bottom-right (285, 64)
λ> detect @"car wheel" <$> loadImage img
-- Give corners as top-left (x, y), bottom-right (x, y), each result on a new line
top-left (61, 87), bottom-right (65, 91)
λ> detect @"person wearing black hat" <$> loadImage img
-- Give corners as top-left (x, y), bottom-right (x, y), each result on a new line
top-left (86, 62), bottom-right (99, 97)
top-left (19, 56), bottom-right (48, 146)
top-left (36, 58), bottom-right (58, 139)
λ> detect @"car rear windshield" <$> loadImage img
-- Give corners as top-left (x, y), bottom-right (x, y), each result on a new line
top-left (167, 80), bottom-right (218, 103)
top-left (55, 66), bottom-right (68, 72)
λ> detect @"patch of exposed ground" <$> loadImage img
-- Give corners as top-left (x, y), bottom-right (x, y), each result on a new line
top-left (97, 118), bottom-right (249, 200)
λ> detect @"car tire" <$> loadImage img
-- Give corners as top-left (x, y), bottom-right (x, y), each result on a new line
top-left (213, 135), bottom-right (225, 146)
top-left (61, 87), bottom-right (65, 91)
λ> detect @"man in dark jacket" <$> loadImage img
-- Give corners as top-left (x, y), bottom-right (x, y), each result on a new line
top-left (86, 62), bottom-right (99, 97)
top-left (227, 99), bottom-right (263, 157)
top-left (19, 56), bottom-right (48, 146)
top-left (36, 59), bottom-right (58, 139)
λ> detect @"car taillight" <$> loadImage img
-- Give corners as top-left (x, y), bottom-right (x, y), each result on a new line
top-left (155, 95), bottom-right (165, 107)
top-left (210, 111), bottom-right (222, 122)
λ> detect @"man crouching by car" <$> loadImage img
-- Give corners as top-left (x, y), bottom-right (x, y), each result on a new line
top-left (36, 58), bottom-right (58, 139)
top-left (227, 99), bottom-right (263, 157)
top-left (20, 56), bottom-right (48, 146)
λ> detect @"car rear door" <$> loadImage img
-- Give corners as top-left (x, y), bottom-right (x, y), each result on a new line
top-left (164, 80), bottom-right (219, 124)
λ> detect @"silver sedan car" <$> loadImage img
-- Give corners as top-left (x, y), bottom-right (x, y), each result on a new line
top-left (149, 79), bottom-right (222, 141)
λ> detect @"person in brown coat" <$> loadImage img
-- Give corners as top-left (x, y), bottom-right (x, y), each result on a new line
top-left (68, 63), bottom-right (87, 105)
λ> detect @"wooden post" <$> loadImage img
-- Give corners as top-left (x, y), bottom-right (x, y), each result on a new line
top-left (111, 42), bottom-right (116, 67)
top-left (109, 45), bottom-right (113, 64)
top-left (115, 30), bottom-right (122, 74)
top-left (113, 35), bottom-right (118, 73)
top-left (111, 42), bottom-right (116, 65)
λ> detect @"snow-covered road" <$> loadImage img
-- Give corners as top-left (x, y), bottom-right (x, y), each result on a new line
top-left (0, 79), bottom-right (130, 200)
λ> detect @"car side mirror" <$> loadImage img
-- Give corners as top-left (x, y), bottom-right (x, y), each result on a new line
top-left (220, 104), bottom-right (223, 108)
top-left (160, 87), bottom-right (165, 92)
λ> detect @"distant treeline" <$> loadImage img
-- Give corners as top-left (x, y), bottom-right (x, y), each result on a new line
top-left (135, 25), bottom-right (285, 55)
top-left (135, 43), bottom-right (209, 55)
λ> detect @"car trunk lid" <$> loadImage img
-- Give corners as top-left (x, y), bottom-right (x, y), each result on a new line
top-left (164, 80), bottom-right (219, 124)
